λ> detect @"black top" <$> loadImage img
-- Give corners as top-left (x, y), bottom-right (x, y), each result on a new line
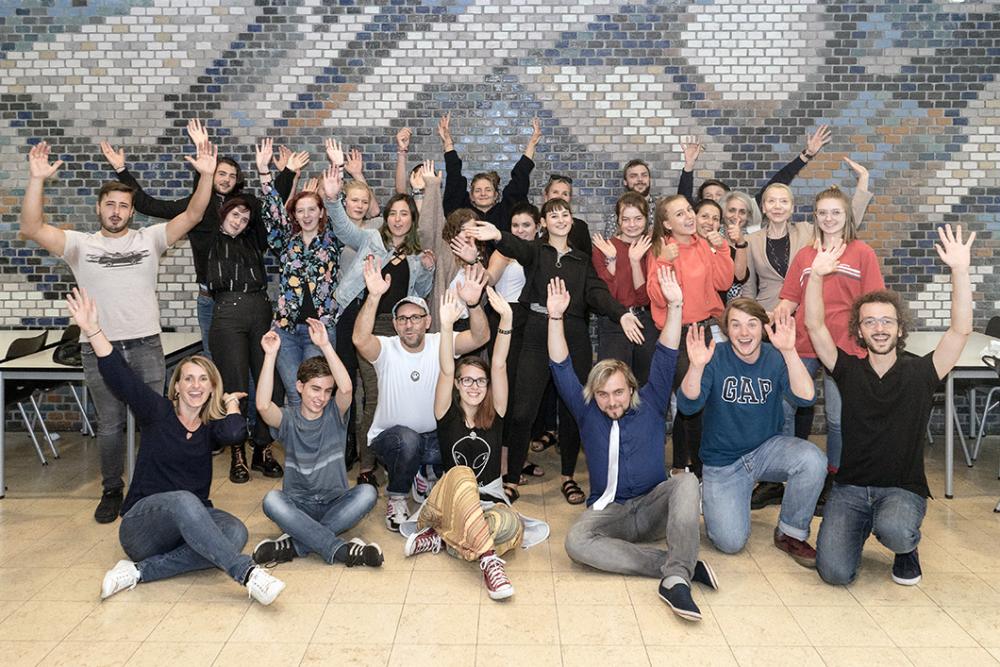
top-left (442, 150), bottom-right (533, 233)
top-left (569, 217), bottom-right (592, 256)
top-left (379, 255), bottom-right (410, 316)
top-left (766, 235), bottom-right (791, 278)
top-left (495, 232), bottom-right (627, 322)
top-left (206, 229), bottom-right (268, 295)
top-left (97, 348), bottom-right (247, 516)
top-left (676, 154), bottom-right (807, 207)
top-left (297, 282), bottom-right (319, 323)
top-left (436, 402), bottom-right (503, 486)
top-left (831, 348), bottom-right (941, 497)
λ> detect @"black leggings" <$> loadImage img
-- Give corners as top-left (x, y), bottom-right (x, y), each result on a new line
top-left (671, 323), bottom-right (711, 477)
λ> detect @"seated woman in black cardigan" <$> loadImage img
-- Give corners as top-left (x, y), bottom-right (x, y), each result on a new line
top-left (66, 288), bottom-right (286, 605)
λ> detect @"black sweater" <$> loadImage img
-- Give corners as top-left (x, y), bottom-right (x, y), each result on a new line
top-left (442, 150), bottom-right (533, 233)
top-left (677, 155), bottom-right (807, 207)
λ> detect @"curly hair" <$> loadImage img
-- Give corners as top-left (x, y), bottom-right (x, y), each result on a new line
top-left (848, 290), bottom-right (909, 351)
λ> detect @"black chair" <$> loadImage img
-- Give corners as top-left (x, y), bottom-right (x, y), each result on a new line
top-left (3, 331), bottom-right (56, 464)
top-left (33, 324), bottom-right (95, 442)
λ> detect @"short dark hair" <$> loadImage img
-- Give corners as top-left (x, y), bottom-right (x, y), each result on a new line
top-left (697, 178), bottom-right (730, 201)
top-left (297, 355), bottom-right (332, 384)
top-left (216, 157), bottom-right (245, 192)
top-left (98, 181), bottom-right (135, 202)
top-left (622, 159), bottom-right (649, 180)
top-left (510, 202), bottom-right (540, 226)
top-left (849, 290), bottom-right (910, 351)
top-left (544, 174), bottom-right (573, 193)
top-left (723, 297), bottom-right (770, 331)
top-left (218, 196), bottom-right (253, 228)
top-left (540, 197), bottom-right (572, 219)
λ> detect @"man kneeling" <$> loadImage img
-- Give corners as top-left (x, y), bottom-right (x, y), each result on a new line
top-left (551, 270), bottom-right (717, 622)
top-left (252, 319), bottom-right (382, 568)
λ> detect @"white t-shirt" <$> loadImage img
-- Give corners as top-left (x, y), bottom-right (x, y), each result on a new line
top-left (62, 224), bottom-right (169, 342)
top-left (368, 332), bottom-right (448, 442)
top-left (494, 261), bottom-right (525, 303)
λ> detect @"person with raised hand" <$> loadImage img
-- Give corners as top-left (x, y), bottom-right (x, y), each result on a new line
top-left (439, 113), bottom-right (538, 231)
top-left (22, 137), bottom-right (218, 524)
top-left (343, 146), bottom-right (381, 219)
top-left (677, 297), bottom-right (826, 568)
top-left (812, 225), bottom-right (975, 587)
top-left (552, 270), bottom-right (718, 622)
top-left (65, 288), bottom-right (285, 606)
top-left (466, 198), bottom-right (644, 505)
top-left (251, 321), bottom-right (382, 570)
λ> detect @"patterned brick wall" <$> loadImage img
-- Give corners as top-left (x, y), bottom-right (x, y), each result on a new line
top-left (2, 1), bottom-right (999, 429)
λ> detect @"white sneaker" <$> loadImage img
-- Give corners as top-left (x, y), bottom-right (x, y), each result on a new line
top-left (100, 559), bottom-right (140, 600)
top-left (245, 567), bottom-right (285, 605)
top-left (412, 468), bottom-right (432, 504)
top-left (385, 496), bottom-right (410, 532)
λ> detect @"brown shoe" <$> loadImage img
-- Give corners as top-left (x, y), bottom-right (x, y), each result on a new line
top-left (773, 528), bottom-right (816, 568)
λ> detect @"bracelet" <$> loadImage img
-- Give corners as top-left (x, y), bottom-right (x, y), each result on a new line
top-left (548, 316), bottom-right (563, 321)
top-left (411, 188), bottom-right (424, 196)
top-left (397, 149), bottom-right (408, 153)
top-left (734, 241), bottom-right (748, 249)
top-left (497, 328), bottom-right (512, 335)
top-left (85, 328), bottom-right (102, 339)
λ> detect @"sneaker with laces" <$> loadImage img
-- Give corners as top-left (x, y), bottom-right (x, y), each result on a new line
top-left (341, 537), bottom-right (384, 567)
top-left (94, 488), bottom-right (123, 524)
top-left (479, 552), bottom-right (514, 600)
top-left (891, 549), bottom-right (921, 586)
top-left (252, 533), bottom-right (295, 567)
top-left (100, 559), bottom-right (140, 600)
top-left (692, 560), bottom-right (719, 591)
top-left (251, 442), bottom-right (284, 478)
top-left (773, 528), bottom-right (817, 568)
top-left (658, 579), bottom-right (702, 621)
top-left (245, 567), bottom-right (285, 605)
top-left (404, 526), bottom-right (443, 557)
top-left (385, 496), bottom-right (410, 532)
top-left (411, 468), bottom-right (433, 504)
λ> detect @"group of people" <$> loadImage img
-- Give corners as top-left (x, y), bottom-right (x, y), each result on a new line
top-left (17, 115), bottom-right (976, 618)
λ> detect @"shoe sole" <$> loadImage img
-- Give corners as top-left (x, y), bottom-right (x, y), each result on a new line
top-left (693, 561), bottom-right (719, 591)
top-left (487, 585), bottom-right (514, 601)
top-left (403, 531), bottom-right (420, 557)
top-left (251, 466), bottom-right (284, 478)
top-left (657, 591), bottom-right (703, 621)
top-left (891, 573), bottom-right (921, 586)
top-left (777, 548), bottom-right (817, 569)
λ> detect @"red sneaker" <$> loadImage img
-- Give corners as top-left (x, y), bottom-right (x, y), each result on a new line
top-left (773, 528), bottom-right (817, 568)
top-left (479, 551), bottom-right (514, 600)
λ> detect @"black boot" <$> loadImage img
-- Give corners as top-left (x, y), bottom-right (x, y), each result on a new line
top-left (750, 482), bottom-right (785, 510)
top-left (251, 442), bottom-right (284, 478)
top-left (229, 443), bottom-right (250, 484)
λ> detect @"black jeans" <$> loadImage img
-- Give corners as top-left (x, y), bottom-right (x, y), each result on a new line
top-left (671, 322), bottom-right (712, 477)
top-left (597, 309), bottom-right (657, 386)
top-left (335, 297), bottom-right (363, 463)
top-left (209, 291), bottom-right (273, 447)
top-left (505, 312), bottom-right (591, 483)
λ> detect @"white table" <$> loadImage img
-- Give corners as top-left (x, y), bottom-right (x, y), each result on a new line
top-left (0, 332), bottom-right (202, 498)
top-left (0, 330), bottom-right (63, 360)
top-left (906, 331), bottom-right (1000, 498)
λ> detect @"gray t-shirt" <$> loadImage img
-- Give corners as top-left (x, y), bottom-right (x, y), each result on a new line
top-left (62, 224), bottom-right (169, 342)
top-left (277, 403), bottom-right (349, 502)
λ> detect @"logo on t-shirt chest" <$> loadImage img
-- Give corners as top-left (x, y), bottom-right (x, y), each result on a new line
top-left (410, 371), bottom-right (420, 382)
top-left (85, 249), bottom-right (150, 268)
top-left (722, 376), bottom-right (773, 404)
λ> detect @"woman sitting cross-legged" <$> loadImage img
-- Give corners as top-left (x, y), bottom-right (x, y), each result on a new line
top-left (401, 288), bottom-right (548, 600)
top-left (66, 288), bottom-right (285, 605)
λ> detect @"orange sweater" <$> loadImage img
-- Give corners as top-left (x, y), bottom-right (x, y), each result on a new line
top-left (647, 237), bottom-right (734, 328)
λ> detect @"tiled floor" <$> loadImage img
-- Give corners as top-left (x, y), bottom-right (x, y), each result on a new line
top-left (1, 429), bottom-right (999, 666)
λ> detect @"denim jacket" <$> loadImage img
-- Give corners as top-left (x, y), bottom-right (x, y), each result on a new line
top-left (327, 202), bottom-right (434, 319)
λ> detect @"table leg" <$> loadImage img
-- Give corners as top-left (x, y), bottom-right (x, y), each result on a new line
top-left (0, 371), bottom-right (6, 498)
top-left (945, 372), bottom-right (955, 499)
top-left (127, 408), bottom-right (135, 485)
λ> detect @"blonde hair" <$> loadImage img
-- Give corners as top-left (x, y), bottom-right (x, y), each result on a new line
top-left (651, 194), bottom-right (689, 256)
top-left (582, 359), bottom-right (641, 411)
top-left (168, 356), bottom-right (227, 422)
top-left (761, 183), bottom-right (795, 227)
top-left (343, 179), bottom-right (374, 202)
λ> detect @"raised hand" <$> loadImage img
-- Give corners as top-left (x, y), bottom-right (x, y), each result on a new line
top-left (305, 317), bottom-right (332, 349)
top-left (485, 286), bottom-right (512, 321)
top-left (685, 325), bottom-right (716, 367)
top-left (420, 159), bottom-right (441, 186)
top-left (527, 116), bottom-right (542, 146)
top-left (706, 230), bottom-right (726, 249)
top-left (396, 127), bottom-right (412, 152)
top-left (591, 234), bottom-right (617, 260)
top-left (409, 168), bottom-right (425, 191)
top-left (437, 113), bottom-right (453, 148)
top-left (345, 148), bottom-right (364, 179)
top-left (681, 136), bottom-right (704, 170)
top-left (662, 242), bottom-right (680, 262)
top-left (221, 391), bottom-right (248, 405)
top-left (657, 265), bottom-right (683, 305)
top-left (186, 119), bottom-right (209, 147)
top-left (286, 150), bottom-right (310, 174)
top-left (805, 124), bottom-right (832, 157)
top-left (765, 310), bottom-right (797, 353)
top-left (301, 177), bottom-right (320, 194)
top-left (810, 238), bottom-right (846, 277)
top-left (99, 141), bottom-right (126, 171)
top-left (324, 138), bottom-right (344, 167)
top-left (273, 144), bottom-right (292, 172)
top-left (620, 312), bottom-right (645, 345)
top-left (321, 164), bottom-right (342, 201)
top-left (362, 255), bottom-right (391, 296)
top-left (843, 156), bottom-right (868, 180)
top-left (27, 141), bottom-right (63, 180)
top-left (65, 287), bottom-right (99, 335)
top-left (546, 277), bottom-right (570, 318)
top-left (255, 138), bottom-right (273, 175)
top-left (439, 289), bottom-right (464, 327)
top-left (725, 221), bottom-right (744, 244)
top-left (260, 330), bottom-right (281, 355)
top-left (420, 249), bottom-right (436, 271)
top-left (628, 235), bottom-right (652, 262)
top-left (464, 220), bottom-right (502, 243)
top-left (449, 234), bottom-right (479, 265)
top-left (457, 262), bottom-right (488, 306)
top-left (934, 223), bottom-right (975, 271)
top-left (185, 141), bottom-right (218, 176)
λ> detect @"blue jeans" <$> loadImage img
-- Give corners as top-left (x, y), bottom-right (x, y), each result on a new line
top-left (784, 357), bottom-right (842, 470)
top-left (262, 486), bottom-right (377, 563)
top-left (275, 323), bottom-right (337, 407)
top-left (369, 426), bottom-right (442, 496)
top-left (702, 435), bottom-right (827, 553)
top-left (816, 484), bottom-right (926, 585)
top-left (197, 290), bottom-right (214, 360)
top-left (119, 490), bottom-right (253, 585)
top-left (81, 336), bottom-right (165, 491)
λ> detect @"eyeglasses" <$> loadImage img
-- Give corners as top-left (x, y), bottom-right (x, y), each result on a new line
top-left (547, 174), bottom-right (573, 185)
top-left (457, 376), bottom-right (489, 388)
top-left (393, 314), bottom-right (426, 325)
top-left (860, 317), bottom-right (898, 329)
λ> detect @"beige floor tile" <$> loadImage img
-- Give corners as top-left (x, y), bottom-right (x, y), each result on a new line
top-left (249, 567), bottom-right (340, 604)
top-left (387, 643), bottom-right (475, 667)
top-left (848, 573), bottom-right (937, 607)
top-left (409, 551), bottom-right (475, 573)
top-left (646, 645), bottom-right (738, 666)
top-left (730, 646), bottom-right (824, 667)
top-left (988, 647), bottom-right (1000, 663)
top-left (477, 603), bottom-right (558, 645)
top-left (553, 570), bottom-right (630, 605)
top-left (0, 600), bottom-right (97, 641)
top-left (560, 644), bottom-right (649, 667)
top-left (622, 574), bottom-right (712, 608)
top-left (707, 570), bottom-right (783, 606)
top-left (478, 570), bottom-right (554, 605)
top-left (814, 647), bottom-right (912, 667)
top-left (394, 604), bottom-right (480, 645)
top-left (633, 603), bottom-right (728, 646)
top-left (407, 568), bottom-right (483, 605)
top-left (178, 570), bottom-right (251, 603)
top-left (332, 569), bottom-right (412, 604)
top-left (943, 606), bottom-right (1000, 645)
top-left (66, 601), bottom-right (173, 642)
top-left (75, 538), bottom-right (129, 568)
top-left (0, 599), bottom-right (23, 625)
top-left (124, 641), bottom-right (222, 667)
top-left (0, 567), bottom-right (62, 601)
top-left (212, 641), bottom-right (308, 666)
top-left (301, 644), bottom-right (392, 666)
top-left (32, 567), bottom-right (106, 602)
top-left (311, 603), bottom-right (402, 644)
top-left (556, 605), bottom-right (642, 645)
top-left (146, 601), bottom-right (248, 643)
top-left (867, 606), bottom-right (978, 647)
top-left (902, 647), bottom-right (1000, 667)
top-left (763, 570), bottom-right (858, 607)
top-left (228, 602), bottom-right (325, 644)
top-left (918, 572), bottom-right (1000, 607)
top-left (788, 605), bottom-right (894, 647)
top-left (476, 643), bottom-right (560, 666)
top-left (502, 543), bottom-right (553, 572)
top-left (39, 640), bottom-right (139, 667)
top-left (712, 606), bottom-right (810, 647)
top-left (0, 639), bottom-right (58, 667)
top-left (8, 538), bottom-right (101, 569)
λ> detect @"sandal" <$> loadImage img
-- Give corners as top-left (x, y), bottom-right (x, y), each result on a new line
top-left (503, 483), bottom-right (520, 504)
top-left (519, 462), bottom-right (545, 485)
top-left (561, 479), bottom-right (585, 505)
top-left (530, 430), bottom-right (558, 453)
